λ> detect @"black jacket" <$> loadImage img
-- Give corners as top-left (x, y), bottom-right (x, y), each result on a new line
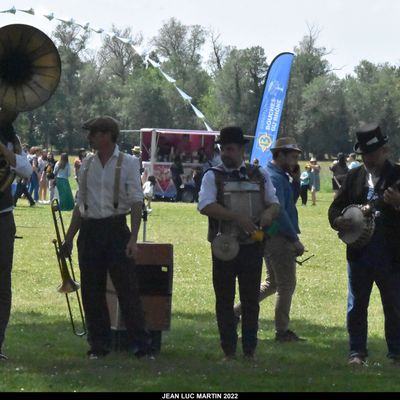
top-left (328, 160), bottom-right (400, 266)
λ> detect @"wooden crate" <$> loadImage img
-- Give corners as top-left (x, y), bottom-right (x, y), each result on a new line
top-left (106, 242), bottom-right (173, 331)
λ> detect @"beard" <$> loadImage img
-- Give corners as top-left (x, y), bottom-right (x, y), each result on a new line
top-left (221, 155), bottom-right (237, 168)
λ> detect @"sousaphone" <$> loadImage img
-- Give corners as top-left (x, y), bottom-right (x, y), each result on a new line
top-left (0, 24), bottom-right (61, 196)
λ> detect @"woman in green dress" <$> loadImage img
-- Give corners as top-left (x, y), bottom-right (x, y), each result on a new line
top-left (54, 153), bottom-right (74, 211)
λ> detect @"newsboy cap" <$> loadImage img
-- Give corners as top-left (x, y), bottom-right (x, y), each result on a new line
top-left (82, 116), bottom-right (120, 136)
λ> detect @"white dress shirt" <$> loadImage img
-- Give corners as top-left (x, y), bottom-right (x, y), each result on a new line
top-left (198, 162), bottom-right (279, 211)
top-left (77, 145), bottom-right (143, 219)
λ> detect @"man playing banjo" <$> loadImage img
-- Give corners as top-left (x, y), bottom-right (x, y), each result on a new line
top-left (328, 122), bottom-right (400, 366)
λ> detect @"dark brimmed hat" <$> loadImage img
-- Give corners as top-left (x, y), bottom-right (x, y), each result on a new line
top-left (354, 123), bottom-right (388, 154)
top-left (82, 116), bottom-right (119, 136)
top-left (270, 137), bottom-right (302, 153)
top-left (215, 126), bottom-right (249, 145)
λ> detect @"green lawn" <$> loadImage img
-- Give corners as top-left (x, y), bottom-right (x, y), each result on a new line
top-left (2, 164), bottom-right (399, 392)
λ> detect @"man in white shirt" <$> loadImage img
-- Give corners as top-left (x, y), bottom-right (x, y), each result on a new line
top-left (62, 116), bottom-right (151, 359)
top-left (0, 109), bottom-right (32, 361)
top-left (198, 126), bottom-right (280, 360)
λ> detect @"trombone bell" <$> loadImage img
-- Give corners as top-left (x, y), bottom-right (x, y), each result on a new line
top-left (57, 277), bottom-right (81, 294)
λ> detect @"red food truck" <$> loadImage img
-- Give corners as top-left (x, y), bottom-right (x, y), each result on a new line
top-left (139, 128), bottom-right (221, 202)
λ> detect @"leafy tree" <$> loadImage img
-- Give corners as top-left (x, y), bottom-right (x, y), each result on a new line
top-left (203, 46), bottom-right (268, 133)
top-left (297, 75), bottom-right (350, 157)
top-left (281, 25), bottom-right (332, 150)
top-left (98, 25), bottom-right (143, 84)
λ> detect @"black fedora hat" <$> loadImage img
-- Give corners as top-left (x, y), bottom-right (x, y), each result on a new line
top-left (354, 122), bottom-right (388, 154)
top-left (215, 126), bottom-right (249, 145)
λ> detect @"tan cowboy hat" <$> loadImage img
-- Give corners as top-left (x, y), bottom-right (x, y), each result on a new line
top-left (270, 137), bottom-right (302, 153)
top-left (132, 146), bottom-right (141, 154)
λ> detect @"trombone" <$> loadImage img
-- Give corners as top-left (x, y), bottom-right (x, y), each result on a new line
top-left (51, 199), bottom-right (86, 337)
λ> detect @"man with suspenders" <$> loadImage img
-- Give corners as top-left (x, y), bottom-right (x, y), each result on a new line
top-left (62, 116), bottom-right (151, 359)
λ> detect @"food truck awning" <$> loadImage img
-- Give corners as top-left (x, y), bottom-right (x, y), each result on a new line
top-left (140, 128), bottom-right (221, 136)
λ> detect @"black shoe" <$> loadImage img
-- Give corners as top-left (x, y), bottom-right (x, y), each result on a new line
top-left (222, 353), bottom-right (236, 362)
top-left (243, 352), bottom-right (255, 361)
top-left (275, 329), bottom-right (306, 342)
top-left (0, 352), bottom-right (8, 361)
top-left (348, 354), bottom-right (367, 366)
top-left (86, 349), bottom-right (109, 360)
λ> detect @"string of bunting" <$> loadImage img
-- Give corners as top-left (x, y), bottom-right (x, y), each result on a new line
top-left (0, 6), bottom-right (214, 131)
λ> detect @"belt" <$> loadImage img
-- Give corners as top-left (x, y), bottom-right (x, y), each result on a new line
top-left (81, 213), bottom-right (126, 225)
top-left (0, 211), bottom-right (12, 218)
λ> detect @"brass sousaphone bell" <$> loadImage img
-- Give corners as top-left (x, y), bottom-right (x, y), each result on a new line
top-left (0, 24), bottom-right (61, 196)
top-left (0, 24), bottom-right (61, 112)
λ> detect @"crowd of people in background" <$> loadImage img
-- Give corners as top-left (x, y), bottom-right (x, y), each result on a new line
top-left (13, 146), bottom-right (78, 210)
top-left (12, 143), bottom-right (364, 213)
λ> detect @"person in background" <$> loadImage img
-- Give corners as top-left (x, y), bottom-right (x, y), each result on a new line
top-left (170, 155), bottom-right (184, 202)
top-left (0, 109), bottom-right (32, 361)
top-left (347, 153), bottom-right (361, 170)
top-left (74, 148), bottom-right (87, 182)
top-left (330, 152), bottom-right (349, 196)
top-left (132, 146), bottom-right (144, 175)
top-left (54, 153), bottom-right (74, 211)
top-left (299, 164), bottom-right (311, 206)
top-left (46, 152), bottom-right (57, 202)
top-left (27, 146), bottom-right (40, 203)
top-left (38, 148), bottom-right (49, 204)
top-left (309, 157), bottom-right (321, 206)
top-left (143, 175), bottom-right (156, 212)
top-left (193, 166), bottom-right (203, 203)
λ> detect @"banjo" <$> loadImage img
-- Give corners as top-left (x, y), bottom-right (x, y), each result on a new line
top-left (338, 204), bottom-right (376, 248)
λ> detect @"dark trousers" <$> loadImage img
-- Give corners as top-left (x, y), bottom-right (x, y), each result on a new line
top-left (347, 233), bottom-right (400, 359)
top-left (173, 179), bottom-right (183, 202)
top-left (212, 243), bottom-right (263, 356)
top-left (77, 215), bottom-right (150, 353)
top-left (300, 185), bottom-right (309, 205)
top-left (28, 173), bottom-right (39, 202)
top-left (14, 181), bottom-right (35, 206)
top-left (0, 212), bottom-right (16, 350)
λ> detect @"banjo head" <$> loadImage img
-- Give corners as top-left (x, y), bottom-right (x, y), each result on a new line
top-left (339, 204), bottom-right (375, 248)
top-left (212, 234), bottom-right (240, 261)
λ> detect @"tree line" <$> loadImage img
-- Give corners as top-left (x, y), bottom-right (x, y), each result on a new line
top-left (13, 19), bottom-right (400, 159)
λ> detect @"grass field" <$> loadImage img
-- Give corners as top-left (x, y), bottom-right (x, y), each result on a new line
top-left (2, 162), bottom-right (400, 392)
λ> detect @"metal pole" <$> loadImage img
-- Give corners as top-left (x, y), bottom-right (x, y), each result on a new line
top-left (142, 202), bottom-right (148, 242)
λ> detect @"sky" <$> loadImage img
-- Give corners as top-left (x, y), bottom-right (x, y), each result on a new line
top-left (1, 0), bottom-right (400, 78)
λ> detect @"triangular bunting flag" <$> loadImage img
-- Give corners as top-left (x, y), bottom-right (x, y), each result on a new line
top-left (147, 57), bottom-right (160, 68)
top-left (17, 8), bottom-right (35, 15)
top-left (190, 103), bottom-right (205, 119)
top-left (1, 7), bottom-right (16, 14)
top-left (204, 121), bottom-right (213, 132)
top-left (160, 69), bottom-right (176, 83)
top-left (176, 86), bottom-right (192, 102)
